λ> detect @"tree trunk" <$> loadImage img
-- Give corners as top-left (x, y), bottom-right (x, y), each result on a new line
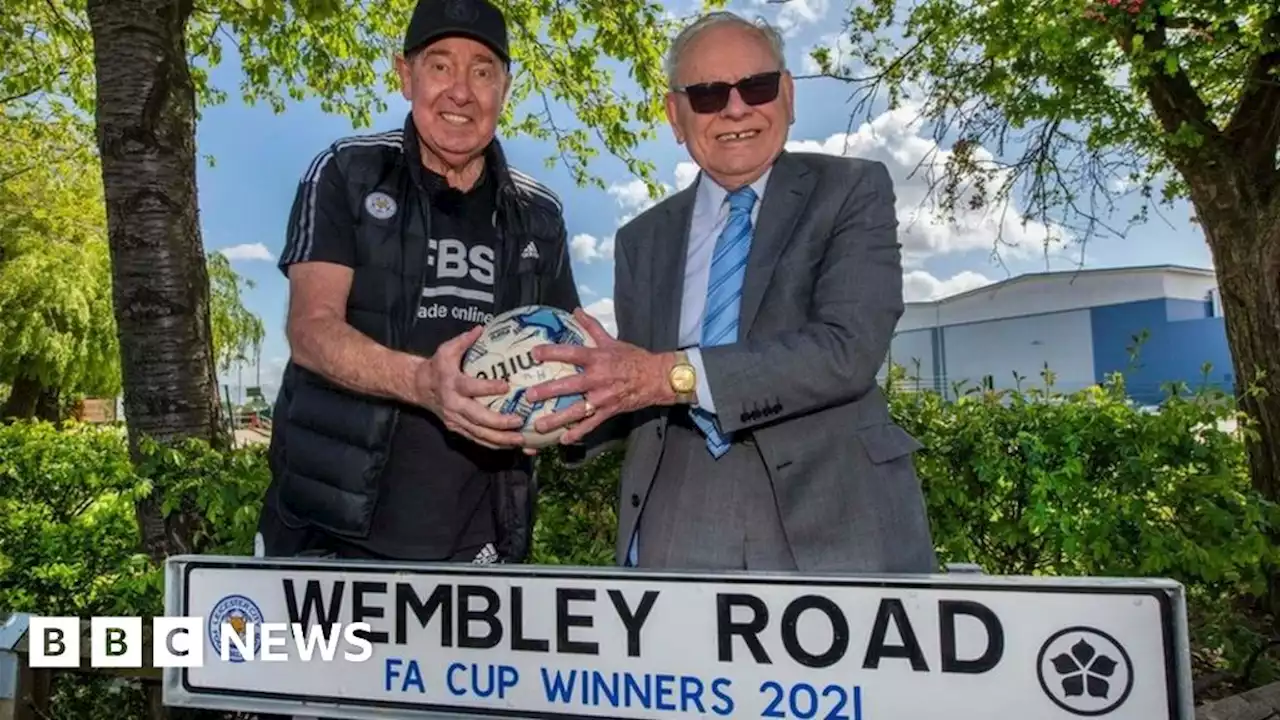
top-left (34, 385), bottom-right (61, 422)
top-left (1187, 169), bottom-right (1280, 620)
top-left (1, 374), bottom-right (62, 422)
top-left (85, 0), bottom-right (224, 564)
top-left (2, 374), bottom-right (41, 420)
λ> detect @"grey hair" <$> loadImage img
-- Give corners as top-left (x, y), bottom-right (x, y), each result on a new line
top-left (664, 11), bottom-right (787, 89)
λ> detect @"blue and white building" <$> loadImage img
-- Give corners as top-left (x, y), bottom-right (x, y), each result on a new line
top-left (882, 265), bottom-right (1234, 405)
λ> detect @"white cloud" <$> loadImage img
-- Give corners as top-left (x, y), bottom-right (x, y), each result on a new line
top-left (578, 284), bottom-right (597, 297)
top-left (902, 270), bottom-right (994, 302)
top-left (674, 162), bottom-right (700, 190)
top-left (570, 233), bottom-right (615, 263)
top-left (595, 162), bottom-right (699, 252)
top-left (750, 0), bottom-right (830, 36)
top-left (608, 179), bottom-right (668, 226)
top-left (608, 179), bottom-right (656, 212)
top-left (801, 32), bottom-right (857, 75)
top-left (219, 242), bottom-right (274, 261)
top-left (583, 298), bottom-right (617, 337)
top-left (784, 104), bottom-right (1070, 265)
top-left (602, 162), bottom-right (699, 233)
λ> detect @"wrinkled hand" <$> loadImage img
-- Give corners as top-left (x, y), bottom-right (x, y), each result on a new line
top-left (524, 308), bottom-right (675, 444)
top-left (416, 325), bottom-right (526, 451)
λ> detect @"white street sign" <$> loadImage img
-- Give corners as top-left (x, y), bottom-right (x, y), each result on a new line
top-left (162, 556), bottom-right (1193, 719)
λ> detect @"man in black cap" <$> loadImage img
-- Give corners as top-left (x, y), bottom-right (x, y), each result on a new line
top-left (256, 0), bottom-right (581, 568)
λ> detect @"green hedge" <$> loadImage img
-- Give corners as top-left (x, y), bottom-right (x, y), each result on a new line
top-left (1, 371), bottom-right (1277, 716)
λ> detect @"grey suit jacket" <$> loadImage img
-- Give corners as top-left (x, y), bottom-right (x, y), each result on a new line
top-left (576, 150), bottom-right (937, 574)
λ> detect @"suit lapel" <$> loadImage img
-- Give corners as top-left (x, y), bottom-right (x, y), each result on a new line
top-left (650, 183), bottom-right (697, 351)
top-left (739, 151), bottom-right (814, 335)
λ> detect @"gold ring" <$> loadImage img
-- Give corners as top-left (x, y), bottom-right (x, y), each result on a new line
top-left (582, 400), bottom-right (595, 417)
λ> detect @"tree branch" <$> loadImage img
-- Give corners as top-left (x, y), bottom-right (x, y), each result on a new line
top-left (0, 164), bottom-right (42, 187)
top-left (0, 88), bottom-right (42, 107)
top-left (1164, 16), bottom-right (1240, 35)
top-left (41, 0), bottom-right (88, 55)
top-left (1122, 14), bottom-right (1219, 140)
top-left (0, 67), bottom-right (72, 108)
top-left (1226, 12), bottom-right (1280, 196)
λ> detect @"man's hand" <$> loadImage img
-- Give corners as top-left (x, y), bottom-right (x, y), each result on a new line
top-left (525, 309), bottom-right (675, 444)
top-left (415, 325), bottom-right (527, 450)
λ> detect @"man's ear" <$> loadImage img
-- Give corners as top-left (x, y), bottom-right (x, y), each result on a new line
top-left (395, 52), bottom-right (413, 101)
top-left (664, 92), bottom-right (684, 144)
top-left (782, 70), bottom-right (796, 125)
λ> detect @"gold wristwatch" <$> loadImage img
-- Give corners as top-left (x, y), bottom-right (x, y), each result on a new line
top-left (668, 350), bottom-right (698, 405)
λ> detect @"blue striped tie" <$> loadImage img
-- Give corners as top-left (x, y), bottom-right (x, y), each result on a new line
top-left (691, 186), bottom-right (757, 457)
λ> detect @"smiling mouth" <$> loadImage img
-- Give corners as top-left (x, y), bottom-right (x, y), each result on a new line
top-left (716, 129), bottom-right (760, 142)
top-left (441, 112), bottom-right (472, 125)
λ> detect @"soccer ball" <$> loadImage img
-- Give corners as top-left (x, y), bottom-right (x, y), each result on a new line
top-left (461, 305), bottom-right (596, 448)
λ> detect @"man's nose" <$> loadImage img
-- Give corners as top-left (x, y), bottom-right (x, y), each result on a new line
top-left (445, 73), bottom-right (475, 104)
top-left (720, 88), bottom-right (751, 119)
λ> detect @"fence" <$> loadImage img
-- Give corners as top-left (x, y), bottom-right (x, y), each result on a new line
top-left (0, 614), bottom-right (162, 720)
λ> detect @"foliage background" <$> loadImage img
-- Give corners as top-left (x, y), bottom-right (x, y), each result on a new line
top-left (0, 108), bottom-right (266, 420)
top-left (1, 368), bottom-right (1277, 716)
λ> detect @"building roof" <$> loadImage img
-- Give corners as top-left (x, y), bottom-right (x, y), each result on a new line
top-left (906, 264), bottom-right (1216, 308)
top-left (898, 263), bottom-right (1219, 332)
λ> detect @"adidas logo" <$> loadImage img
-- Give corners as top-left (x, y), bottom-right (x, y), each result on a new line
top-left (472, 543), bottom-right (499, 565)
top-left (521, 241), bottom-right (539, 260)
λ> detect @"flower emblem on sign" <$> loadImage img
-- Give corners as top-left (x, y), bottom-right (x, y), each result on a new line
top-left (1036, 626), bottom-right (1134, 716)
top-left (1051, 638), bottom-right (1118, 698)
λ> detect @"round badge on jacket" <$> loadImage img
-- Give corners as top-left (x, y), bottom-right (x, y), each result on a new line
top-left (364, 191), bottom-right (397, 220)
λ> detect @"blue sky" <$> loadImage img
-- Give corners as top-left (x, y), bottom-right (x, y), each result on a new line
top-left (196, 0), bottom-right (1216, 402)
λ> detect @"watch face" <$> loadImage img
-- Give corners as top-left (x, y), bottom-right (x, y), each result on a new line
top-left (671, 366), bottom-right (696, 393)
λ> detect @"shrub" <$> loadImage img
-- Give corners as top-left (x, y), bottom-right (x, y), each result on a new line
top-left (885, 368), bottom-right (1280, 690)
top-left (0, 424), bottom-right (272, 620)
top-left (531, 448), bottom-right (621, 566)
top-left (0, 421), bottom-right (146, 617)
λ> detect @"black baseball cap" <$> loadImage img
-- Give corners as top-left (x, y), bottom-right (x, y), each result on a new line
top-left (403, 0), bottom-right (511, 66)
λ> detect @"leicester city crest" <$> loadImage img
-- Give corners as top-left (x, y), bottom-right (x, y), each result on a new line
top-left (208, 594), bottom-right (265, 663)
top-left (364, 191), bottom-right (397, 220)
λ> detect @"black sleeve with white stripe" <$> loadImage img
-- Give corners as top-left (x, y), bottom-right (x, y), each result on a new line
top-left (507, 168), bottom-right (580, 313)
top-left (543, 217), bottom-right (582, 313)
top-left (278, 148), bottom-right (357, 275)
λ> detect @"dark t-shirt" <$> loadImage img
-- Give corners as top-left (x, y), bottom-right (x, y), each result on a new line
top-left (352, 167), bottom-right (508, 561)
top-left (274, 160), bottom-right (511, 563)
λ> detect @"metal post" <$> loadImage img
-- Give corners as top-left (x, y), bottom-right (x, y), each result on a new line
top-left (0, 613), bottom-right (30, 720)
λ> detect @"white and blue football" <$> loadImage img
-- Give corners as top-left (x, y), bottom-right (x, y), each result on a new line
top-left (461, 305), bottom-right (596, 448)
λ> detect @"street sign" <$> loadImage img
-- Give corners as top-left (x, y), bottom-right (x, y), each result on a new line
top-left (161, 555), bottom-right (1194, 720)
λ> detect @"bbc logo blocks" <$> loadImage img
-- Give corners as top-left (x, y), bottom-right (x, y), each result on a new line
top-left (27, 617), bottom-right (79, 668)
top-left (154, 616), bottom-right (206, 667)
top-left (27, 615), bottom-right (205, 668)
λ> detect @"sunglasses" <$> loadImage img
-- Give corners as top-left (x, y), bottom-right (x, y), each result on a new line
top-left (675, 71), bottom-right (782, 114)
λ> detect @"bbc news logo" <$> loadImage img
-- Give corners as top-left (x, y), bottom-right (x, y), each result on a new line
top-left (29, 594), bottom-right (373, 668)
top-left (29, 616), bottom-right (374, 668)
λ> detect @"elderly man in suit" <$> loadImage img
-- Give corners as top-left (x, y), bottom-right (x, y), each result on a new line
top-left (525, 10), bottom-right (936, 574)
